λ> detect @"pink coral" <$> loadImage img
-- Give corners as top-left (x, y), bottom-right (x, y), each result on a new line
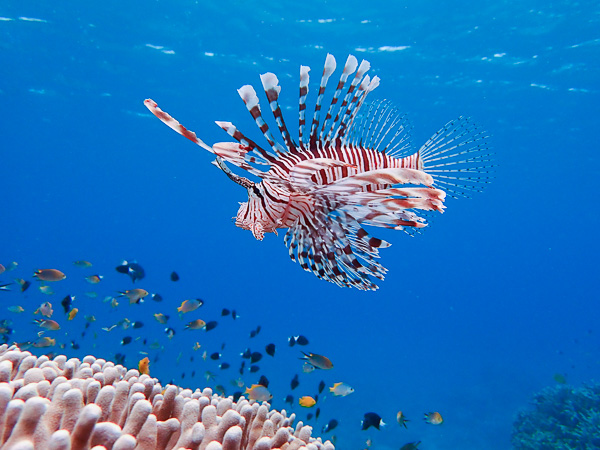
top-left (0, 345), bottom-right (335, 450)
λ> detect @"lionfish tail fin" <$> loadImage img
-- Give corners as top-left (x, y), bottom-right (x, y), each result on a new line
top-left (419, 116), bottom-right (494, 199)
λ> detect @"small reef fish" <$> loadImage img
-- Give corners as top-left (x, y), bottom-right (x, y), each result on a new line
top-left (34, 269), bottom-right (66, 281)
top-left (39, 286), bottom-right (54, 295)
top-left (85, 275), bottom-right (103, 284)
top-left (400, 442), bottom-right (421, 450)
top-left (34, 302), bottom-right (53, 318)
top-left (7, 306), bottom-right (24, 313)
top-left (0, 283), bottom-right (12, 291)
top-left (424, 411), bottom-right (443, 425)
top-left (289, 335), bottom-right (309, 347)
top-left (15, 279), bottom-right (31, 292)
top-left (170, 271), bottom-right (179, 281)
top-left (33, 319), bottom-right (60, 331)
top-left (193, 342), bottom-right (201, 351)
top-left (177, 299), bottom-right (203, 313)
top-left (290, 374), bottom-right (299, 390)
top-left (330, 382), bottom-right (354, 397)
top-left (119, 289), bottom-right (148, 303)
top-left (154, 313), bottom-right (169, 324)
top-left (73, 260), bottom-right (93, 268)
top-left (185, 319), bottom-right (206, 330)
top-left (300, 352), bottom-right (333, 370)
top-left (68, 308), bottom-right (78, 320)
top-left (397, 411), bottom-right (409, 428)
top-left (61, 295), bottom-right (74, 313)
top-left (361, 412), bottom-right (385, 430)
top-left (322, 419), bottom-right (339, 433)
top-left (0, 264), bottom-right (4, 275)
top-left (204, 371), bottom-right (216, 382)
top-left (138, 357), bottom-right (150, 375)
top-left (302, 362), bottom-right (315, 373)
top-left (32, 336), bottom-right (56, 348)
top-left (164, 327), bottom-right (175, 339)
top-left (265, 343), bottom-right (275, 357)
top-left (245, 384), bottom-right (272, 402)
top-left (115, 260), bottom-right (145, 282)
top-left (205, 321), bottom-right (218, 331)
top-left (299, 396), bottom-right (316, 408)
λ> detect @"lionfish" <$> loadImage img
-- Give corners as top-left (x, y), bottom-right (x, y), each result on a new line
top-left (144, 54), bottom-right (491, 291)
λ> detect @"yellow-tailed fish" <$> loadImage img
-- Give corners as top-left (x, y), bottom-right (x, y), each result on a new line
top-left (177, 298), bottom-right (203, 313)
top-left (245, 384), bottom-right (273, 402)
top-left (329, 382), bottom-right (354, 397)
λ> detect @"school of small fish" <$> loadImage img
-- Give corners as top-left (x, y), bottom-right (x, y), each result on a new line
top-left (0, 258), bottom-right (445, 447)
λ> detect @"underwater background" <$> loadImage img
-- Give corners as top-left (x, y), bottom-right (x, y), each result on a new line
top-left (1, 0), bottom-right (599, 448)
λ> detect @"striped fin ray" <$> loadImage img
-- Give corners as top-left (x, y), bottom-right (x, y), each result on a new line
top-left (309, 54), bottom-right (337, 148)
top-left (284, 211), bottom-right (381, 290)
top-left (260, 73), bottom-right (297, 152)
top-left (419, 116), bottom-right (494, 198)
top-left (215, 121), bottom-right (272, 166)
top-left (328, 59), bottom-right (372, 143)
top-left (342, 74), bottom-right (381, 145)
top-left (237, 85), bottom-right (287, 158)
top-left (298, 65), bottom-right (310, 149)
top-left (144, 99), bottom-right (214, 153)
top-left (319, 55), bottom-right (358, 142)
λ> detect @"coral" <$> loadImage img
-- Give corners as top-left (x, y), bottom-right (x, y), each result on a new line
top-left (0, 344), bottom-right (335, 449)
top-left (512, 382), bottom-right (600, 449)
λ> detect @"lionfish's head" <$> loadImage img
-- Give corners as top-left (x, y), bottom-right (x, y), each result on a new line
top-left (235, 184), bottom-right (277, 241)
top-left (211, 156), bottom-right (277, 241)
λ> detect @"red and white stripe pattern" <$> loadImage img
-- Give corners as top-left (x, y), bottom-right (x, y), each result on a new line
top-left (145, 54), bottom-right (492, 290)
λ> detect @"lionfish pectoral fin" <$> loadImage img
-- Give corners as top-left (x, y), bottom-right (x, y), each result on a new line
top-left (315, 168), bottom-right (434, 195)
top-left (419, 116), bottom-right (493, 198)
top-left (290, 158), bottom-right (356, 191)
top-left (143, 99), bottom-right (214, 154)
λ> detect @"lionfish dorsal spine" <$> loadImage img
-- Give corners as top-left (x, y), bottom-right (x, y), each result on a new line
top-left (237, 85), bottom-right (286, 158)
top-left (143, 99), bottom-right (214, 154)
top-left (215, 121), bottom-right (271, 167)
top-left (329, 59), bottom-right (371, 144)
top-left (344, 74), bottom-right (380, 147)
top-left (319, 54), bottom-right (358, 143)
top-left (298, 65), bottom-right (310, 149)
top-left (309, 54), bottom-right (336, 148)
top-left (260, 73), bottom-right (297, 153)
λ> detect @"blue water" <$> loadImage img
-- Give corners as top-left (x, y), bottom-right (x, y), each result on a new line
top-left (1, 1), bottom-right (599, 448)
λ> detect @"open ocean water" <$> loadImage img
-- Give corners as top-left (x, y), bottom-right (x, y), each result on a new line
top-left (1, 1), bottom-right (599, 449)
